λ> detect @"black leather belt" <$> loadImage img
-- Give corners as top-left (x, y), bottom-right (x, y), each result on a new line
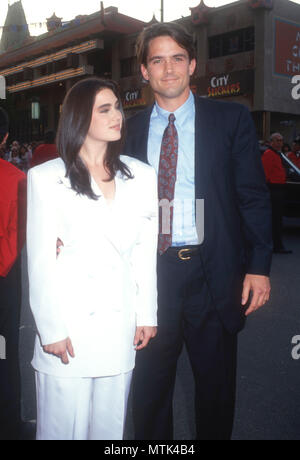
top-left (165, 245), bottom-right (201, 260)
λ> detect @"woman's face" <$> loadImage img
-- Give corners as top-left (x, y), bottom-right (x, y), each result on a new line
top-left (86, 88), bottom-right (123, 144)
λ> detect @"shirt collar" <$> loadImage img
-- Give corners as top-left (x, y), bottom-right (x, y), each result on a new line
top-left (153, 91), bottom-right (195, 128)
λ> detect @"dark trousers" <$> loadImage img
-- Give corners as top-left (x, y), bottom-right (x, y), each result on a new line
top-left (268, 184), bottom-right (285, 251)
top-left (132, 249), bottom-right (238, 440)
top-left (0, 259), bottom-right (22, 440)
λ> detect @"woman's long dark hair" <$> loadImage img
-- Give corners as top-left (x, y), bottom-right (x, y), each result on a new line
top-left (56, 77), bottom-right (133, 200)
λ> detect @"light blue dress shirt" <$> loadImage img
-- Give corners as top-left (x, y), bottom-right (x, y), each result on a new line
top-left (147, 91), bottom-right (199, 246)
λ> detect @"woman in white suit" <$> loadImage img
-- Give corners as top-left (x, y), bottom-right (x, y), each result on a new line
top-left (27, 78), bottom-right (158, 440)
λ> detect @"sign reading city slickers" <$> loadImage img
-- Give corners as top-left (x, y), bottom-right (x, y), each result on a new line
top-left (207, 75), bottom-right (241, 98)
top-left (195, 70), bottom-right (254, 99)
top-left (275, 18), bottom-right (300, 77)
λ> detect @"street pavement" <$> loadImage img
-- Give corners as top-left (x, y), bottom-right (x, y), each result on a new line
top-left (19, 218), bottom-right (300, 440)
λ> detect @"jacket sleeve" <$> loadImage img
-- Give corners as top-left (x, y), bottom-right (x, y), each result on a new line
top-left (0, 174), bottom-right (26, 277)
top-left (131, 166), bottom-right (158, 327)
top-left (231, 106), bottom-right (273, 276)
top-left (27, 167), bottom-right (69, 345)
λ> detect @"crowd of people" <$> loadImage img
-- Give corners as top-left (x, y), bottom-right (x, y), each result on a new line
top-left (0, 131), bottom-right (59, 172)
top-left (261, 133), bottom-right (300, 254)
top-left (259, 136), bottom-right (300, 170)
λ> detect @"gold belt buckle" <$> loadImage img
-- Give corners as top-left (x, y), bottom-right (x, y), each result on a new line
top-left (178, 249), bottom-right (191, 260)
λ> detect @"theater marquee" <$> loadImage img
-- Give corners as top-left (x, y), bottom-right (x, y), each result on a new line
top-left (274, 18), bottom-right (300, 77)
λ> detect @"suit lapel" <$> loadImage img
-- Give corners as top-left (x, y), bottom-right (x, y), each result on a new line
top-left (58, 168), bottom-right (124, 257)
top-left (133, 105), bottom-right (154, 164)
top-left (194, 95), bottom-right (216, 200)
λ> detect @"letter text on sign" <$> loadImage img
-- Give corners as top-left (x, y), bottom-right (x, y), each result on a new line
top-left (0, 335), bottom-right (6, 360)
top-left (291, 75), bottom-right (300, 100)
top-left (0, 76), bottom-right (6, 100)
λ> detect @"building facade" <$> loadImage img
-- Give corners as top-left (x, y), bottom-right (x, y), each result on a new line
top-left (0, 3), bottom-right (147, 141)
top-left (189, 0), bottom-right (300, 141)
top-left (0, 0), bottom-right (299, 143)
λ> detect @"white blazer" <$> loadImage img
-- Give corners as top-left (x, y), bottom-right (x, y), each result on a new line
top-left (27, 156), bottom-right (158, 378)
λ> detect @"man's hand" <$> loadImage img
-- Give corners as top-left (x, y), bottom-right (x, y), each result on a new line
top-left (242, 274), bottom-right (271, 316)
top-left (56, 238), bottom-right (64, 258)
top-left (43, 337), bottom-right (75, 365)
top-left (134, 326), bottom-right (157, 351)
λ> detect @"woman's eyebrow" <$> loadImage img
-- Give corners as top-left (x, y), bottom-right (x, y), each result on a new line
top-left (97, 100), bottom-right (119, 109)
top-left (97, 103), bottom-right (112, 109)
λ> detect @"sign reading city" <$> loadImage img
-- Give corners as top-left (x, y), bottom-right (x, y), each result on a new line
top-left (275, 18), bottom-right (300, 77)
top-left (122, 89), bottom-right (147, 109)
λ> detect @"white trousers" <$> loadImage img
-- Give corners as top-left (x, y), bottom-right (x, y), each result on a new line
top-left (35, 370), bottom-right (132, 440)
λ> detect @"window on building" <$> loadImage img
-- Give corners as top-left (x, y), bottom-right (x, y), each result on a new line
top-left (40, 65), bottom-right (48, 76)
top-left (7, 72), bottom-right (24, 85)
top-left (209, 27), bottom-right (255, 58)
top-left (54, 59), bottom-right (67, 73)
top-left (120, 57), bottom-right (138, 78)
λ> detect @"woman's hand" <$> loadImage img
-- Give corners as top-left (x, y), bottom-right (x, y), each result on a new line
top-left (134, 326), bottom-right (157, 351)
top-left (43, 338), bottom-right (75, 365)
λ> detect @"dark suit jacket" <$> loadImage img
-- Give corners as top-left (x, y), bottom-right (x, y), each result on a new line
top-left (123, 94), bottom-right (272, 334)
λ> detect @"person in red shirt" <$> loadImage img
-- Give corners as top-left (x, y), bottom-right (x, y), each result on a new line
top-left (261, 133), bottom-right (292, 254)
top-left (286, 138), bottom-right (300, 169)
top-left (0, 107), bottom-right (27, 440)
top-left (30, 131), bottom-right (58, 168)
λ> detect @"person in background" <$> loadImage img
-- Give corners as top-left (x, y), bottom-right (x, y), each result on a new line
top-left (9, 146), bottom-right (21, 168)
top-left (19, 144), bottom-right (31, 172)
top-left (0, 107), bottom-right (27, 440)
top-left (258, 140), bottom-right (268, 155)
top-left (282, 143), bottom-right (291, 155)
top-left (261, 133), bottom-right (292, 254)
top-left (24, 143), bottom-right (33, 164)
top-left (30, 131), bottom-right (58, 168)
top-left (286, 137), bottom-right (300, 169)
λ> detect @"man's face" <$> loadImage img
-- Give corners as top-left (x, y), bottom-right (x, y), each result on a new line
top-left (141, 36), bottom-right (196, 105)
top-left (271, 135), bottom-right (283, 151)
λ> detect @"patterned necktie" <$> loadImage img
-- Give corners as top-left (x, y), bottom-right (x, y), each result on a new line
top-left (158, 113), bottom-right (178, 255)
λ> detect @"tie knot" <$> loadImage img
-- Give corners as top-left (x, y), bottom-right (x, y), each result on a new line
top-left (169, 113), bottom-right (175, 124)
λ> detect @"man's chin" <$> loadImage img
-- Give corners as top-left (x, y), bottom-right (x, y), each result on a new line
top-left (156, 87), bottom-right (187, 99)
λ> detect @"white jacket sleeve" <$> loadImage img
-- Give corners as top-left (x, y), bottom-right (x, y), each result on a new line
top-left (131, 166), bottom-right (158, 327)
top-left (27, 167), bottom-right (68, 345)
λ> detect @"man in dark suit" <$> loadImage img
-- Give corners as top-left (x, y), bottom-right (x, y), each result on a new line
top-left (123, 22), bottom-right (272, 440)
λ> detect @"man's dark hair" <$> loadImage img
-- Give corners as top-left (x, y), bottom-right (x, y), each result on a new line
top-left (0, 107), bottom-right (9, 144)
top-left (44, 131), bottom-right (55, 144)
top-left (56, 77), bottom-right (132, 200)
top-left (136, 22), bottom-right (196, 66)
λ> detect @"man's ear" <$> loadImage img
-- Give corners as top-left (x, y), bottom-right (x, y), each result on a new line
top-left (141, 64), bottom-right (149, 82)
top-left (189, 59), bottom-right (197, 77)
